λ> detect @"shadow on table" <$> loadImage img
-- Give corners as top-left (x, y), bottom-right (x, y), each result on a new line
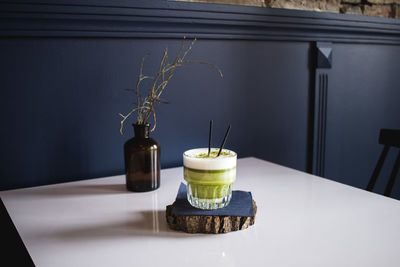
top-left (9, 183), bottom-right (136, 197)
top-left (47, 210), bottom-right (203, 239)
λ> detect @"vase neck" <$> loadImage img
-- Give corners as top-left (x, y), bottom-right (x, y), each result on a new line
top-left (133, 123), bottom-right (150, 139)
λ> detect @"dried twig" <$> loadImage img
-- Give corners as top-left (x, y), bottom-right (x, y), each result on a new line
top-left (119, 37), bottom-right (223, 134)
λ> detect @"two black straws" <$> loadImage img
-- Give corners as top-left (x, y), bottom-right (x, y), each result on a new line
top-left (208, 120), bottom-right (231, 157)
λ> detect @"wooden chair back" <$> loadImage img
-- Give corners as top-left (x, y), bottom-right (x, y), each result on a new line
top-left (366, 129), bottom-right (400, 197)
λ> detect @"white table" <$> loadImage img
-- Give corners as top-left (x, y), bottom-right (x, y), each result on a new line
top-left (1, 157), bottom-right (400, 267)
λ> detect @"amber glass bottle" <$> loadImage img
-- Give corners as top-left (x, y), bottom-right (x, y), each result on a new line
top-left (124, 123), bottom-right (160, 192)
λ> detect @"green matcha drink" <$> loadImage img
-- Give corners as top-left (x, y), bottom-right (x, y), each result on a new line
top-left (183, 148), bottom-right (237, 210)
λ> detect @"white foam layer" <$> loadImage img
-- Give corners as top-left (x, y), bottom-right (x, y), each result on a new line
top-left (183, 148), bottom-right (237, 170)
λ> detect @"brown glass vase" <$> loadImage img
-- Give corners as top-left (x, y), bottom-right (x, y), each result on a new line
top-left (124, 123), bottom-right (160, 192)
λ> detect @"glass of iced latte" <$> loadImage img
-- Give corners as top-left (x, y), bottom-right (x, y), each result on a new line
top-left (183, 148), bottom-right (237, 210)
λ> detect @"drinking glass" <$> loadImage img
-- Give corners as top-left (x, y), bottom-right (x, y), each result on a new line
top-left (183, 148), bottom-right (237, 210)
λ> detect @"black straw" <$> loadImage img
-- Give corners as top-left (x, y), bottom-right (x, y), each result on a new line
top-left (217, 124), bottom-right (231, 157)
top-left (208, 120), bottom-right (213, 156)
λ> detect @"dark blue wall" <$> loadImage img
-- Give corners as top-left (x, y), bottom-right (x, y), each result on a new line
top-left (1, 0), bottom-right (399, 199)
top-left (325, 43), bottom-right (400, 198)
top-left (250, 41), bottom-right (311, 171)
top-left (0, 38), bottom-right (309, 189)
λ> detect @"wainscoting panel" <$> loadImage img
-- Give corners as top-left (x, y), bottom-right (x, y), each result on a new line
top-left (324, 43), bottom-right (400, 199)
top-left (1, 0), bottom-right (399, 198)
top-left (0, 37), bottom-right (310, 189)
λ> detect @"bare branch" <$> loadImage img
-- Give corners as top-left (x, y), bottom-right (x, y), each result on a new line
top-left (174, 36), bottom-right (186, 63)
top-left (118, 37), bottom-right (223, 134)
top-left (136, 54), bottom-right (149, 109)
top-left (150, 110), bottom-right (157, 132)
top-left (119, 107), bottom-right (149, 135)
top-left (182, 60), bottom-right (223, 78)
top-left (181, 37), bottom-right (197, 61)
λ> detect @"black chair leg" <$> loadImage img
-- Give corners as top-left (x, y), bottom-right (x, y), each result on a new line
top-left (367, 145), bottom-right (389, 192)
top-left (384, 150), bottom-right (400, 197)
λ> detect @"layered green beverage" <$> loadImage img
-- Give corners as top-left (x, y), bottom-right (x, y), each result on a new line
top-left (183, 148), bottom-right (237, 210)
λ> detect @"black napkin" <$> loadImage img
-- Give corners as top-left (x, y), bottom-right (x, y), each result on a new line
top-left (171, 183), bottom-right (255, 217)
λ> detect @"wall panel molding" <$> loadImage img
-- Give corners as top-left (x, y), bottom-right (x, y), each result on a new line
top-left (313, 72), bottom-right (329, 176)
top-left (1, 0), bottom-right (400, 44)
top-left (311, 42), bottom-right (332, 176)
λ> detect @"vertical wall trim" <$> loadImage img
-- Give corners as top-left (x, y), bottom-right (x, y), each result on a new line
top-left (312, 42), bottom-right (332, 176)
top-left (315, 73), bottom-right (328, 176)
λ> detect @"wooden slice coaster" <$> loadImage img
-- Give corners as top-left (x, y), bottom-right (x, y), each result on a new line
top-left (166, 200), bottom-right (257, 234)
